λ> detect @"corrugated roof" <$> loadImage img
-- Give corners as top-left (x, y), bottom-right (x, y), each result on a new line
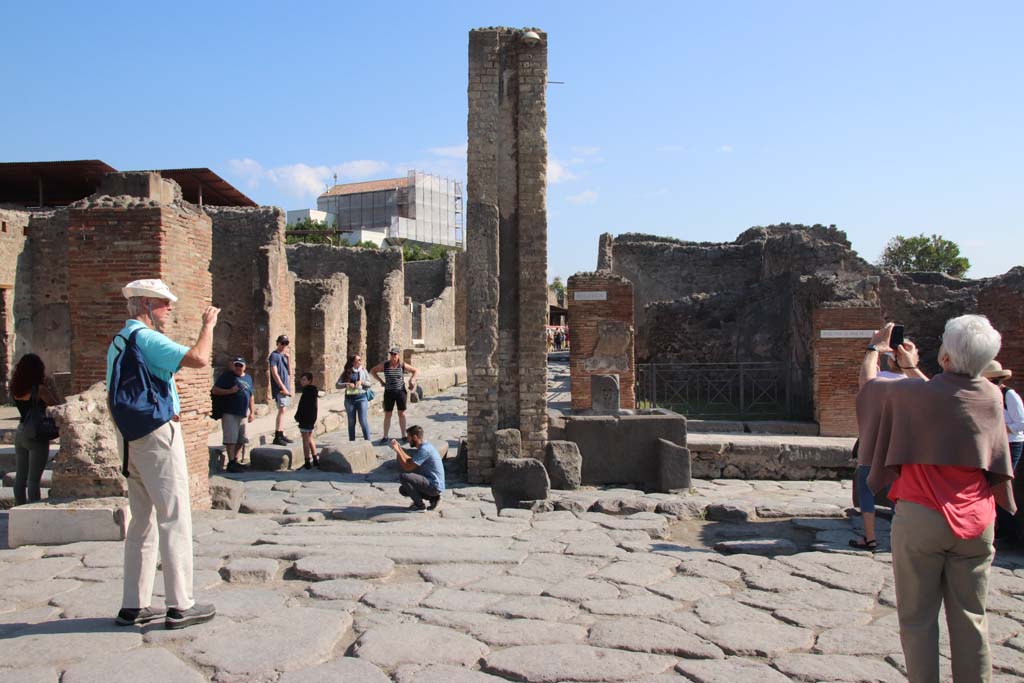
top-left (0, 160), bottom-right (117, 206)
top-left (319, 177), bottom-right (409, 198)
top-left (149, 168), bottom-right (256, 206)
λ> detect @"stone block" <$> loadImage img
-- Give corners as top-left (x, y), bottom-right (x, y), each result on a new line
top-left (590, 374), bottom-right (620, 414)
top-left (249, 446), bottom-right (293, 471)
top-left (47, 382), bottom-right (126, 499)
top-left (319, 441), bottom-right (376, 474)
top-left (209, 475), bottom-right (245, 512)
top-left (745, 420), bottom-right (820, 436)
top-left (545, 441), bottom-right (582, 490)
top-left (8, 497), bottom-right (130, 547)
top-left (494, 428), bottom-right (522, 463)
top-left (491, 458), bottom-right (549, 511)
top-left (657, 439), bottom-right (691, 492)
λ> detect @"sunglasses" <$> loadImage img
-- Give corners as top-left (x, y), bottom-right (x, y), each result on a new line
top-left (233, 363), bottom-right (245, 367)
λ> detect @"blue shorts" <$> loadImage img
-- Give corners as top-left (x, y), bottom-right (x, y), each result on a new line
top-left (274, 395), bottom-right (291, 409)
top-left (299, 427), bottom-right (314, 434)
top-left (856, 464), bottom-right (888, 514)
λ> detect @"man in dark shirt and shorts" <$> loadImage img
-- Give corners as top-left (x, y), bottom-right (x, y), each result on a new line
top-left (212, 357), bottom-right (254, 473)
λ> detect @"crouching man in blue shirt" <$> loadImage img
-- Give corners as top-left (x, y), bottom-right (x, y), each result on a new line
top-left (391, 425), bottom-right (445, 511)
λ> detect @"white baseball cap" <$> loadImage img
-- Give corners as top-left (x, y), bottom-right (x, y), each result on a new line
top-left (122, 279), bottom-right (178, 302)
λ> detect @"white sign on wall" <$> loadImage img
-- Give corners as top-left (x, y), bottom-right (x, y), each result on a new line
top-left (819, 329), bottom-right (876, 339)
top-left (574, 291), bottom-right (607, 301)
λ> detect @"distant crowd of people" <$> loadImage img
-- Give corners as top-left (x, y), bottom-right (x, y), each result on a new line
top-left (546, 326), bottom-right (569, 352)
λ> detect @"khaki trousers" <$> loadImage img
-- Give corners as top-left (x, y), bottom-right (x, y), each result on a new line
top-left (892, 500), bottom-right (994, 683)
top-left (121, 420), bottom-right (195, 611)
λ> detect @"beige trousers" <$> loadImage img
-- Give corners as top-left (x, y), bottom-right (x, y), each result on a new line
top-left (892, 500), bottom-right (994, 683)
top-left (121, 420), bottom-right (195, 611)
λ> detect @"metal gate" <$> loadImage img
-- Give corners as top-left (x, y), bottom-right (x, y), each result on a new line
top-left (635, 362), bottom-right (792, 419)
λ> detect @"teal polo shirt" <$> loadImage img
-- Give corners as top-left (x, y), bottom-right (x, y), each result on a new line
top-left (105, 319), bottom-right (189, 415)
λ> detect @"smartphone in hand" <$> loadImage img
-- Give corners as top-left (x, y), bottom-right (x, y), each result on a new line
top-left (890, 324), bottom-right (905, 350)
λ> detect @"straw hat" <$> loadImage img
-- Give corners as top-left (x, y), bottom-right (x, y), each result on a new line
top-left (982, 360), bottom-right (1012, 380)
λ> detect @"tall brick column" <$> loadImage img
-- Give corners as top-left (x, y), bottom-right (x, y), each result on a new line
top-left (67, 173), bottom-right (214, 507)
top-left (466, 27), bottom-right (549, 482)
top-left (812, 305), bottom-right (883, 437)
top-left (567, 272), bottom-right (636, 411)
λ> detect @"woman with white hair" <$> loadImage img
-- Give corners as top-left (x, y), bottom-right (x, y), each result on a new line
top-left (858, 315), bottom-right (1014, 683)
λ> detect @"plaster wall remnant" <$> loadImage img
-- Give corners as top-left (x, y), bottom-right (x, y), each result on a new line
top-left (567, 272), bottom-right (636, 411)
top-left (349, 294), bottom-right (368, 362)
top-left (294, 275), bottom-right (349, 391)
top-left (466, 26), bottom-right (549, 482)
top-left (65, 172), bottom-right (213, 507)
top-left (604, 227), bottom-right (1024, 419)
top-left (286, 243), bottom-right (410, 364)
top-left (207, 206), bottom-right (295, 402)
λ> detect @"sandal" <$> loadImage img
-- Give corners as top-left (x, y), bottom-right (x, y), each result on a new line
top-left (849, 536), bottom-right (877, 551)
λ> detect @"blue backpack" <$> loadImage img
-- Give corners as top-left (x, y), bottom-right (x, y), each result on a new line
top-left (108, 328), bottom-right (175, 474)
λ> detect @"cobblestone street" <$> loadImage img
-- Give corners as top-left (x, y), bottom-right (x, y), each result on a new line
top-left (3, 378), bottom-right (1024, 682)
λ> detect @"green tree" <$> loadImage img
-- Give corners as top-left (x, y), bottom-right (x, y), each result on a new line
top-left (878, 234), bottom-right (970, 278)
top-left (402, 242), bottom-right (458, 262)
top-left (549, 277), bottom-right (565, 305)
top-left (285, 218), bottom-right (337, 245)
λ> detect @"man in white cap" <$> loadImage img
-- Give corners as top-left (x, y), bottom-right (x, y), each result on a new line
top-left (106, 278), bottom-right (219, 630)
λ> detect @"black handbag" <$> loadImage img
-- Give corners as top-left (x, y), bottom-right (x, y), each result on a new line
top-left (23, 384), bottom-right (59, 442)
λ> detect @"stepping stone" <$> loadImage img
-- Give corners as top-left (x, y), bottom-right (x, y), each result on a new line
top-left (221, 558), bottom-right (278, 583)
top-left (183, 607), bottom-right (351, 678)
top-left (588, 617), bottom-right (724, 659)
top-left (394, 664), bottom-right (509, 683)
top-left (468, 618), bottom-right (588, 646)
top-left (278, 657), bottom-right (391, 683)
top-left (675, 656), bottom-right (794, 683)
top-left (483, 644), bottom-right (676, 682)
top-left (352, 624), bottom-right (489, 671)
top-left (249, 446), bottom-right (293, 471)
top-left (293, 555), bottom-right (394, 580)
top-left (706, 621), bottom-right (815, 657)
top-left (714, 539), bottom-right (798, 555)
top-left (61, 648), bottom-right (203, 683)
top-left (773, 653), bottom-right (904, 682)
top-left (306, 578), bottom-right (374, 601)
top-left (756, 502), bottom-right (846, 518)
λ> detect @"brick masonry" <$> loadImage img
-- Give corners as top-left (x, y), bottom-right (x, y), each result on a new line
top-left (466, 27), bottom-right (549, 483)
top-left (66, 181), bottom-right (213, 507)
top-left (567, 272), bottom-right (636, 411)
top-left (978, 274), bottom-right (1024, 395)
top-left (294, 275), bottom-right (348, 391)
top-left (812, 305), bottom-right (883, 437)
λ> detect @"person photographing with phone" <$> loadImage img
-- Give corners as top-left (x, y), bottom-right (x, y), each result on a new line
top-left (858, 317), bottom-right (1014, 683)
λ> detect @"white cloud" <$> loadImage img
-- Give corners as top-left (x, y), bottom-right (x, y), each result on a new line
top-left (548, 157), bottom-right (576, 184)
top-left (567, 189), bottom-right (598, 204)
top-left (226, 158), bottom-right (391, 200)
top-left (428, 143), bottom-right (467, 160)
top-left (720, 144), bottom-right (734, 153)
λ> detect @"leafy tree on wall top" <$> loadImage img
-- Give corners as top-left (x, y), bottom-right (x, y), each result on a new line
top-left (878, 233), bottom-right (970, 278)
top-left (549, 277), bottom-right (566, 306)
top-left (285, 218), bottom-right (336, 245)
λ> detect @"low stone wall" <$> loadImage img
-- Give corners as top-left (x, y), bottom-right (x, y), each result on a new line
top-left (402, 346), bottom-right (466, 396)
top-left (688, 433), bottom-right (855, 480)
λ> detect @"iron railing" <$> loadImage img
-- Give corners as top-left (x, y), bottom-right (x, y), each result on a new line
top-left (635, 362), bottom-right (792, 419)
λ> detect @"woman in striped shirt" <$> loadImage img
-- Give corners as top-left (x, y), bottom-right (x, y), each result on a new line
top-left (371, 346), bottom-right (419, 445)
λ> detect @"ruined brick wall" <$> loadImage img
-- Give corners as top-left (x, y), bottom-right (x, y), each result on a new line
top-left (0, 209), bottom-right (29, 399)
top-left (466, 27), bottom-right (549, 482)
top-left (287, 243), bottom-right (406, 365)
top-left (405, 259), bottom-right (448, 301)
top-left (978, 268), bottom-right (1024, 394)
top-left (454, 251), bottom-right (467, 346)
top-left (567, 273), bottom-right (636, 411)
top-left (25, 210), bottom-right (72, 374)
top-left (813, 305), bottom-right (882, 437)
top-left (66, 180), bottom-right (213, 507)
top-left (294, 275), bottom-right (348, 391)
top-left (406, 255), bottom-right (457, 348)
top-left (0, 209), bottom-right (29, 289)
top-left (207, 206), bottom-right (293, 402)
top-left (596, 232), bottom-right (614, 271)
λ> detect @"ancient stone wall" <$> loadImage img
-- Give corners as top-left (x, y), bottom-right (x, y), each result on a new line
top-left (812, 305), bottom-right (882, 437)
top-left (405, 255), bottom-right (457, 348)
top-left (978, 268), bottom-right (1024, 395)
top-left (349, 294), bottom-right (367, 362)
top-left (287, 243), bottom-right (408, 368)
top-left (454, 251), bottom-right (468, 347)
top-left (404, 259), bottom-right (448, 302)
top-left (294, 275), bottom-right (348, 391)
top-left (466, 27), bottom-right (549, 482)
top-left (206, 206), bottom-right (293, 401)
top-left (66, 175), bottom-right (213, 507)
top-left (567, 272), bottom-right (636, 411)
top-left (0, 209), bottom-right (28, 399)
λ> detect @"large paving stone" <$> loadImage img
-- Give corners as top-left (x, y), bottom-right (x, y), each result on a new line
top-left (674, 656), bottom-right (795, 683)
top-left (707, 621), bottom-right (816, 657)
top-left (306, 578), bottom-right (374, 601)
top-left (238, 493), bottom-right (289, 515)
top-left (714, 538), bottom-right (798, 555)
top-left (677, 558), bottom-right (742, 582)
top-left (583, 594), bottom-right (679, 616)
top-left (183, 607), bottom-right (351, 677)
top-left (394, 664), bottom-right (509, 683)
top-left (49, 580), bottom-right (125, 619)
top-left (421, 588), bottom-right (504, 612)
top-left (352, 623), bottom-right (489, 671)
top-left (362, 582), bottom-right (434, 609)
top-left (773, 653), bottom-right (905, 682)
top-left (468, 618), bottom-right (588, 646)
top-left (776, 608), bottom-right (873, 630)
top-left (483, 644), bottom-right (676, 682)
top-left (815, 624), bottom-right (902, 655)
top-left (743, 568), bottom-right (819, 592)
top-left (543, 578), bottom-right (620, 602)
top-left (293, 555), bottom-right (394, 580)
top-left (209, 475), bottom-right (245, 512)
top-left (735, 587), bottom-right (877, 612)
top-left (592, 561), bottom-right (673, 587)
top-left (2, 618), bottom-right (143, 668)
top-left (693, 596), bottom-right (780, 626)
top-left (485, 595), bottom-right (578, 621)
top-left (61, 648), bottom-right (204, 683)
top-left (0, 556), bottom-right (82, 582)
top-left (588, 617), bottom-right (724, 658)
top-left (648, 576), bottom-right (731, 601)
top-left (4, 578), bottom-right (82, 606)
top-left (509, 553), bottom-right (607, 581)
top-left (200, 587), bottom-right (288, 620)
top-left (278, 657), bottom-right (391, 683)
top-left (419, 565), bottom-right (495, 587)
top-left (221, 557), bottom-right (278, 583)
top-left (407, 608), bottom-right (499, 631)
top-left (466, 575), bottom-right (548, 596)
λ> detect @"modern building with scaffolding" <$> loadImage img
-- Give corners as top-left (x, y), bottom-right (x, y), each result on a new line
top-left (314, 170), bottom-right (463, 248)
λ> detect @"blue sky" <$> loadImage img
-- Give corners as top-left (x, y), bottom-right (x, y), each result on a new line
top-left (3, 1), bottom-right (1021, 281)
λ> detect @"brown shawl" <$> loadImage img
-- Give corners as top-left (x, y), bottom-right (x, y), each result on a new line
top-left (857, 372), bottom-right (1015, 513)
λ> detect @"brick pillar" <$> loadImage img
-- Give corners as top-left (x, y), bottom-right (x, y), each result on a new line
top-left (812, 306), bottom-right (883, 437)
top-left (466, 27), bottom-right (549, 482)
top-left (67, 182), bottom-right (213, 507)
top-left (978, 273), bottom-right (1024, 395)
top-left (567, 272), bottom-right (636, 410)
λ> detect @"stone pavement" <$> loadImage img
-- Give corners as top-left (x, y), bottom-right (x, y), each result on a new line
top-left (4, 383), bottom-right (1024, 680)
